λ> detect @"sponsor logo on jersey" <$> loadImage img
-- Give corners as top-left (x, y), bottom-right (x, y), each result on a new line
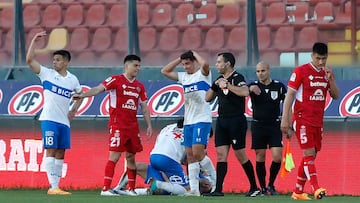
top-left (148, 84), bottom-right (184, 116)
top-left (339, 86), bottom-right (360, 117)
top-left (123, 90), bottom-right (139, 98)
top-left (122, 99), bottom-right (137, 110)
top-left (8, 85), bottom-right (44, 115)
top-left (310, 81), bottom-right (327, 88)
top-left (310, 89), bottom-right (325, 101)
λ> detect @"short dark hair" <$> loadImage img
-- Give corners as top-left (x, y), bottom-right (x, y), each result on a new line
top-left (53, 50), bottom-right (71, 61)
top-left (180, 50), bottom-right (196, 61)
top-left (312, 42), bottom-right (328, 55)
top-left (218, 52), bottom-right (235, 67)
top-left (124, 54), bottom-right (141, 64)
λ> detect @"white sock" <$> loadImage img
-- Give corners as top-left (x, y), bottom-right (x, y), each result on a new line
top-left (200, 156), bottom-right (216, 187)
top-left (188, 162), bottom-right (200, 193)
top-left (157, 181), bottom-right (186, 195)
top-left (134, 188), bottom-right (148, 195)
top-left (45, 157), bottom-right (56, 189)
top-left (54, 159), bottom-right (64, 189)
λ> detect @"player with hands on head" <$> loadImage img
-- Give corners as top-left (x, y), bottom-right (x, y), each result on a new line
top-left (280, 42), bottom-right (339, 200)
top-left (26, 31), bottom-right (83, 195)
top-left (161, 50), bottom-right (216, 196)
top-left (73, 54), bottom-right (152, 196)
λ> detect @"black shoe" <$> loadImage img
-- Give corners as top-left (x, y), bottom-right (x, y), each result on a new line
top-left (267, 186), bottom-right (279, 195)
top-left (260, 188), bottom-right (268, 196)
top-left (245, 188), bottom-right (260, 197)
top-left (203, 191), bottom-right (224, 196)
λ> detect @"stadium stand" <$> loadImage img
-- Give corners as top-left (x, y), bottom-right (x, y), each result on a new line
top-left (112, 27), bottom-right (128, 52)
top-left (204, 26), bottom-right (225, 51)
top-left (23, 4), bottom-right (41, 29)
top-left (273, 26), bottom-right (295, 51)
top-left (313, 1), bottom-right (336, 29)
top-left (84, 3), bottom-right (106, 28)
top-left (226, 27), bottom-right (246, 52)
top-left (175, 3), bottom-right (196, 30)
top-left (137, 3), bottom-right (151, 26)
top-left (257, 26), bottom-right (271, 50)
top-left (218, 2), bottom-right (243, 29)
top-left (285, 2), bottom-right (310, 28)
top-left (334, 0), bottom-right (351, 26)
top-left (139, 26), bottom-right (157, 51)
top-left (36, 28), bottom-right (69, 53)
top-left (263, 2), bottom-right (287, 29)
top-left (107, 3), bottom-right (127, 28)
top-left (196, 2), bottom-right (218, 28)
top-left (0, 6), bottom-right (13, 31)
top-left (296, 26), bottom-right (319, 51)
top-left (69, 27), bottom-right (90, 52)
top-left (181, 26), bottom-right (202, 50)
top-left (90, 27), bottom-right (112, 52)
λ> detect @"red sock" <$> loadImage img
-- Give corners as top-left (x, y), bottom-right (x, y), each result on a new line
top-left (303, 155), bottom-right (319, 191)
top-left (127, 167), bottom-right (136, 190)
top-left (103, 160), bottom-right (116, 191)
top-left (295, 158), bottom-right (307, 194)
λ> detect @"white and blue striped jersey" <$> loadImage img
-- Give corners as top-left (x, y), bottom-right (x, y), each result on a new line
top-left (37, 65), bottom-right (82, 127)
top-left (177, 70), bottom-right (212, 125)
top-left (150, 123), bottom-right (185, 164)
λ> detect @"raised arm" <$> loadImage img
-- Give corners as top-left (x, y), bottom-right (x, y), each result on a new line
top-left (26, 31), bottom-right (46, 74)
top-left (161, 57), bottom-right (180, 81)
top-left (192, 50), bottom-right (210, 76)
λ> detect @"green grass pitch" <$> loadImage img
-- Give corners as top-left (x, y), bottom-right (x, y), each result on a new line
top-left (0, 189), bottom-right (359, 203)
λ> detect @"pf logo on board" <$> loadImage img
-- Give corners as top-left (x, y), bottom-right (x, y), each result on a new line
top-left (8, 85), bottom-right (44, 115)
top-left (148, 84), bottom-right (184, 116)
top-left (339, 86), bottom-right (360, 117)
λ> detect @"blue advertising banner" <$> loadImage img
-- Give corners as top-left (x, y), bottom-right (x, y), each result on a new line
top-left (0, 80), bottom-right (359, 117)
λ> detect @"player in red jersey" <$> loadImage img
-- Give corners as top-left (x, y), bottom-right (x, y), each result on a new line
top-left (281, 42), bottom-right (339, 200)
top-left (73, 54), bottom-right (153, 196)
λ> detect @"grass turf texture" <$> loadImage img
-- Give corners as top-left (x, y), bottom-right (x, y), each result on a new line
top-left (0, 189), bottom-right (359, 203)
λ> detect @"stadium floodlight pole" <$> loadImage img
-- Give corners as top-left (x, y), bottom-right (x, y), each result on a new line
top-left (246, 0), bottom-right (259, 66)
top-left (127, 0), bottom-right (140, 56)
top-left (13, 0), bottom-right (26, 66)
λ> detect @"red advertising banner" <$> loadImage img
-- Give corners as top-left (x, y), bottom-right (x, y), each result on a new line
top-left (0, 120), bottom-right (359, 195)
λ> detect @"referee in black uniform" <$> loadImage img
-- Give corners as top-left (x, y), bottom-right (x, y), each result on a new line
top-left (249, 61), bottom-right (287, 196)
top-left (205, 52), bottom-right (259, 197)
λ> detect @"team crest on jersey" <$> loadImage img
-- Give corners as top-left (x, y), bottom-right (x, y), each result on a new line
top-left (270, 91), bottom-right (278, 100)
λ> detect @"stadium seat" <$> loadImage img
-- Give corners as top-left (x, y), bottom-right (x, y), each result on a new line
top-left (158, 27), bottom-right (179, 51)
top-left (142, 51), bottom-right (164, 66)
top-left (35, 28), bottom-right (69, 54)
top-left (335, 1), bottom-right (351, 26)
top-left (218, 2), bottom-right (243, 29)
top-left (23, 4), bottom-right (41, 29)
top-left (151, 3), bottom-right (173, 28)
top-left (90, 27), bottom-right (112, 52)
top-left (273, 26), bottom-right (295, 51)
top-left (257, 26), bottom-right (271, 50)
top-left (42, 4), bottom-right (62, 28)
top-left (226, 27), bottom-right (246, 52)
top-left (196, 3), bottom-right (217, 27)
top-left (139, 27), bottom-right (157, 51)
top-left (175, 3), bottom-right (195, 30)
top-left (296, 27), bottom-right (319, 51)
top-left (98, 51), bottom-right (123, 66)
top-left (113, 27), bottom-right (128, 52)
top-left (72, 51), bottom-right (96, 66)
top-left (137, 3), bottom-right (150, 26)
top-left (256, 2), bottom-right (265, 24)
top-left (108, 3), bottom-right (127, 28)
top-left (0, 51), bottom-right (10, 66)
top-left (286, 2), bottom-right (310, 28)
top-left (0, 6), bottom-right (13, 31)
top-left (260, 51), bottom-right (280, 66)
top-left (204, 27), bottom-right (225, 51)
top-left (69, 28), bottom-right (90, 51)
top-left (181, 26), bottom-right (202, 50)
top-left (85, 3), bottom-right (106, 28)
top-left (313, 1), bottom-right (336, 29)
top-left (263, 2), bottom-right (287, 29)
top-left (63, 4), bottom-right (85, 30)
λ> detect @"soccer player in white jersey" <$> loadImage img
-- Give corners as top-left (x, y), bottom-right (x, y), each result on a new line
top-left (161, 51), bottom-right (216, 196)
top-left (113, 119), bottom-right (212, 195)
top-left (26, 31), bottom-right (83, 195)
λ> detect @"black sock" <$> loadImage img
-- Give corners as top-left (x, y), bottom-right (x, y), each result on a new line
top-left (215, 162), bottom-right (227, 192)
top-left (242, 160), bottom-right (258, 190)
top-left (268, 161), bottom-right (281, 187)
top-left (256, 161), bottom-right (266, 189)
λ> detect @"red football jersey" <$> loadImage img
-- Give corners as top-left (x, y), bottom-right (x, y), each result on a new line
top-left (288, 63), bottom-right (330, 127)
top-left (101, 74), bottom-right (148, 129)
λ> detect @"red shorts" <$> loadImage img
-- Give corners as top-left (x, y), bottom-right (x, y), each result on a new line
top-left (108, 126), bottom-right (143, 153)
top-left (294, 120), bottom-right (323, 152)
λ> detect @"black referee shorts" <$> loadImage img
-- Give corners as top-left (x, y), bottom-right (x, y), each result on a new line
top-left (251, 120), bottom-right (283, 149)
top-left (215, 115), bottom-right (247, 150)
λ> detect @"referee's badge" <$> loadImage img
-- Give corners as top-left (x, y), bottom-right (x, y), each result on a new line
top-left (271, 91), bottom-right (278, 100)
